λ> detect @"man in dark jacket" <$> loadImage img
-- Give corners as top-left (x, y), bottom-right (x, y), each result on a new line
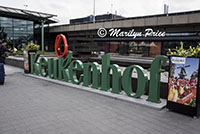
top-left (0, 40), bottom-right (14, 64)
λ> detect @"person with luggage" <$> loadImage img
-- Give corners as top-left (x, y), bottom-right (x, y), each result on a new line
top-left (0, 39), bottom-right (15, 85)
top-left (0, 40), bottom-right (14, 64)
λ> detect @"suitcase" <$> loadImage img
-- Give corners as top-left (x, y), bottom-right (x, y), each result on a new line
top-left (0, 63), bottom-right (5, 85)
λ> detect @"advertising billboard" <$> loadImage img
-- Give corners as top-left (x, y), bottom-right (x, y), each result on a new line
top-left (168, 57), bottom-right (199, 107)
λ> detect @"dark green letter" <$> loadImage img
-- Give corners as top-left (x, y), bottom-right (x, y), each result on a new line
top-left (39, 57), bottom-right (48, 77)
top-left (30, 54), bottom-right (39, 74)
top-left (101, 54), bottom-right (122, 94)
top-left (83, 62), bottom-right (100, 89)
top-left (122, 65), bottom-right (148, 98)
top-left (69, 60), bottom-right (83, 84)
top-left (147, 56), bottom-right (167, 103)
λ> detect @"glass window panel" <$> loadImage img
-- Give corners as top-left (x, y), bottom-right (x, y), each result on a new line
top-left (0, 16), bottom-right (34, 47)
top-left (0, 21), bottom-right (12, 25)
top-left (27, 27), bottom-right (33, 31)
top-left (4, 27), bottom-right (12, 31)
top-left (0, 17), bottom-right (12, 21)
top-left (27, 21), bottom-right (33, 25)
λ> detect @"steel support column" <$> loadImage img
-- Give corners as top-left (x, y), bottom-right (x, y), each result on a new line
top-left (41, 20), bottom-right (44, 52)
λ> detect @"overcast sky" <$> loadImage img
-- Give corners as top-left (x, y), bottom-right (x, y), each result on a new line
top-left (0, 0), bottom-right (200, 25)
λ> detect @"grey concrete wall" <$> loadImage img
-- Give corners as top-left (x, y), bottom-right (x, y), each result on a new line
top-left (172, 14), bottom-right (188, 24)
top-left (5, 58), bottom-right (24, 69)
top-left (145, 17), bottom-right (158, 26)
top-left (49, 12), bottom-right (200, 33)
top-left (157, 16), bottom-right (172, 25)
top-left (121, 19), bottom-right (133, 27)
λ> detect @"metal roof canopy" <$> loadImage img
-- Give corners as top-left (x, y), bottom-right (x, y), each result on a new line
top-left (0, 5), bottom-right (57, 24)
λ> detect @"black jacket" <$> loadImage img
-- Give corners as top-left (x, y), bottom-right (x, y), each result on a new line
top-left (0, 45), bottom-right (13, 63)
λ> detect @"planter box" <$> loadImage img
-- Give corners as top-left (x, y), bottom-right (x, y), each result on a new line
top-left (167, 56), bottom-right (200, 117)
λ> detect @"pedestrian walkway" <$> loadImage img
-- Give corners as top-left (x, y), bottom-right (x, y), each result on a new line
top-left (4, 64), bottom-right (23, 75)
top-left (0, 65), bottom-right (200, 134)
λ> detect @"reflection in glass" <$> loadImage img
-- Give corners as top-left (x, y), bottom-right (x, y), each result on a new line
top-left (0, 16), bottom-right (33, 49)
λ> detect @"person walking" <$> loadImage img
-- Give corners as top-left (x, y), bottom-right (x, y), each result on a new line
top-left (0, 40), bottom-right (14, 64)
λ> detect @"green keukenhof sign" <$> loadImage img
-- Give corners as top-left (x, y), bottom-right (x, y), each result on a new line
top-left (29, 34), bottom-right (167, 103)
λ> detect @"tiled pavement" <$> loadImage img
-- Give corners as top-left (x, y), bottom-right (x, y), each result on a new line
top-left (0, 65), bottom-right (200, 134)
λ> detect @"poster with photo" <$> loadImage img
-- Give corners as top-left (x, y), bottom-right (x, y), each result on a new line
top-left (168, 57), bottom-right (199, 107)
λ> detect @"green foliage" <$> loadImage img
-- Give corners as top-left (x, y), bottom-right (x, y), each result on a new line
top-left (15, 50), bottom-right (23, 55)
top-left (36, 51), bottom-right (56, 56)
top-left (8, 50), bottom-right (23, 56)
top-left (9, 50), bottom-right (56, 56)
top-left (167, 42), bottom-right (200, 57)
top-left (25, 43), bottom-right (40, 51)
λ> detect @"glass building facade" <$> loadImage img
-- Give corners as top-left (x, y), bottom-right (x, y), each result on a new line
top-left (101, 41), bottom-right (162, 57)
top-left (99, 39), bottom-right (200, 58)
top-left (0, 16), bottom-right (34, 48)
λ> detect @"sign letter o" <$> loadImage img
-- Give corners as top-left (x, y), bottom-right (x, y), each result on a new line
top-left (55, 34), bottom-right (68, 58)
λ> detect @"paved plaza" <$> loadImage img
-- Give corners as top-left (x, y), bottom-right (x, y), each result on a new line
top-left (0, 65), bottom-right (200, 134)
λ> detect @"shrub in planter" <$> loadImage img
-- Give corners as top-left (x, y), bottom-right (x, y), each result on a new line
top-left (25, 43), bottom-right (40, 51)
top-left (167, 42), bottom-right (200, 57)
